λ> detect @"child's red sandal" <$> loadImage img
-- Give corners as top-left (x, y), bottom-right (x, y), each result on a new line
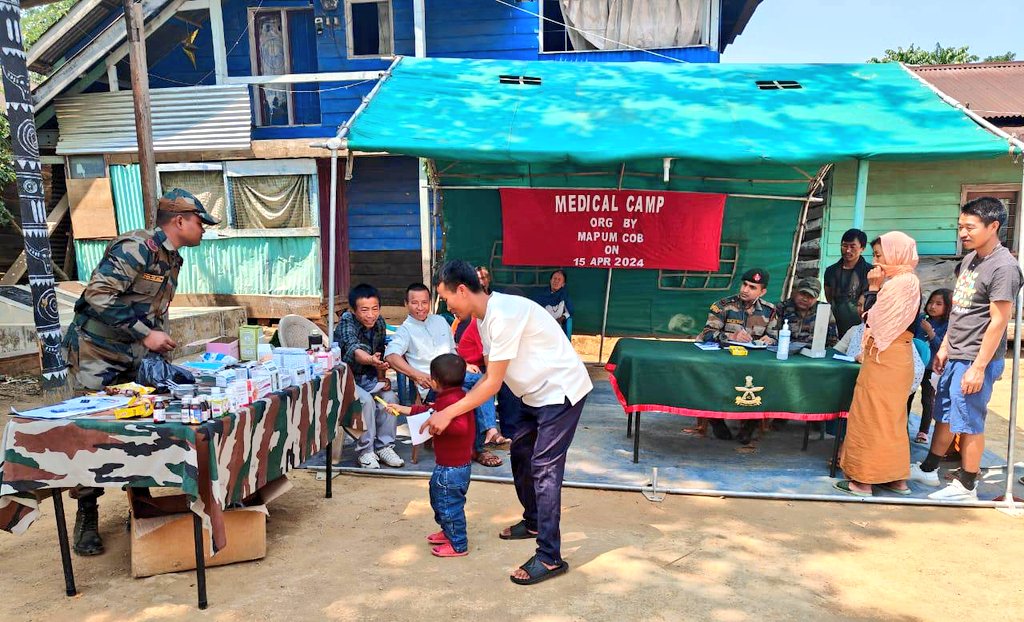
top-left (431, 542), bottom-right (468, 558)
top-left (426, 530), bottom-right (449, 545)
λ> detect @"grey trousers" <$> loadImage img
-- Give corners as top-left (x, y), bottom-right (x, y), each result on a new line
top-left (353, 384), bottom-right (398, 456)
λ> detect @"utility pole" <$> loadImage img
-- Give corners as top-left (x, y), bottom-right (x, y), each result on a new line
top-left (123, 0), bottom-right (158, 227)
top-left (0, 0), bottom-right (69, 395)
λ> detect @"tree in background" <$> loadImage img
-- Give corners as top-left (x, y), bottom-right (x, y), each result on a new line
top-left (870, 43), bottom-right (1017, 65)
top-left (0, 0), bottom-right (75, 226)
top-left (984, 52), bottom-right (1017, 62)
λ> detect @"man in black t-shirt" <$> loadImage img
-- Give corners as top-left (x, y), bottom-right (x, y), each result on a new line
top-left (824, 228), bottom-right (874, 337)
top-left (910, 197), bottom-right (1023, 501)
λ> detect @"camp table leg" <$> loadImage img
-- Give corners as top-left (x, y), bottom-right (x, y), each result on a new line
top-left (192, 513), bottom-right (208, 609)
top-left (325, 440), bottom-right (333, 499)
top-left (626, 413), bottom-right (633, 438)
top-left (829, 419), bottom-right (845, 478)
top-left (51, 490), bottom-right (77, 597)
top-left (632, 412), bottom-right (641, 463)
top-left (802, 422), bottom-right (811, 451)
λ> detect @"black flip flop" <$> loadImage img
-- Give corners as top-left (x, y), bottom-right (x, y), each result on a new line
top-left (499, 520), bottom-right (538, 540)
top-left (510, 555), bottom-right (569, 585)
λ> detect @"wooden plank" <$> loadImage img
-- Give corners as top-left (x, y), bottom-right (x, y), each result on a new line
top-left (33, 0), bottom-right (188, 110)
top-left (68, 178), bottom-right (118, 239)
top-left (124, 0), bottom-right (158, 228)
top-left (1, 195), bottom-right (72, 285)
top-left (0, 254), bottom-right (28, 285)
top-left (26, 0), bottom-right (106, 72)
top-left (171, 294), bottom-right (321, 320)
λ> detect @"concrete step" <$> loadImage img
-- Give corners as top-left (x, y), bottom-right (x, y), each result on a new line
top-left (0, 286), bottom-right (246, 375)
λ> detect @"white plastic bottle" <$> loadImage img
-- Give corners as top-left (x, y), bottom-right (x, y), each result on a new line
top-left (777, 320), bottom-right (791, 361)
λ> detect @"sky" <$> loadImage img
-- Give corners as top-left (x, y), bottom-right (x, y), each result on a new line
top-left (722, 0), bottom-right (1023, 64)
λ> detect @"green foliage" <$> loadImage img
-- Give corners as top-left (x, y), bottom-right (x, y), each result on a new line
top-left (0, 2), bottom-right (75, 226)
top-left (22, 0), bottom-right (75, 48)
top-left (869, 43), bottom-right (980, 65)
top-left (983, 52), bottom-right (1017, 62)
top-left (0, 115), bottom-right (15, 227)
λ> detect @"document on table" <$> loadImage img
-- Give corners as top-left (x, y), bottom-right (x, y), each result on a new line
top-left (833, 353), bottom-right (857, 363)
top-left (405, 409), bottom-right (434, 446)
top-left (11, 395), bottom-right (131, 420)
top-left (693, 342), bottom-right (721, 351)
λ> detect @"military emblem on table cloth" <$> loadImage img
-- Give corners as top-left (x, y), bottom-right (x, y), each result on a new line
top-left (735, 375), bottom-right (764, 406)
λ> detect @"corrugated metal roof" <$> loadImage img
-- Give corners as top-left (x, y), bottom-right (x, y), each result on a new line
top-left (55, 85), bottom-right (252, 154)
top-left (911, 62), bottom-right (1024, 120)
top-left (28, 0), bottom-right (123, 74)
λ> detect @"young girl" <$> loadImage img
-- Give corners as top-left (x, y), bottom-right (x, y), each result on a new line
top-left (908, 288), bottom-right (952, 443)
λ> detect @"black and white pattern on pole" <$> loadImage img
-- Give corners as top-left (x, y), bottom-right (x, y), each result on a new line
top-left (0, 0), bottom-right (68, 387)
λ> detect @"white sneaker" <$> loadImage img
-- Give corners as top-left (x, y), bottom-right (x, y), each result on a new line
top-left (358, 452), bottom-right (380, 469)
top-left (927, 479), bottom-right (978, 501)
top-left (376, 446), bottom-right (405, 468)
top-left (909, 462), bottom-right (941, 487)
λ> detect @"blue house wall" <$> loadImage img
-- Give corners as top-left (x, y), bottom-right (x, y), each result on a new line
top-left (48, 0), bottom-right (733, 286)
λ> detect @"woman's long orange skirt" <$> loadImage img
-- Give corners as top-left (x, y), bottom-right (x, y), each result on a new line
top-left (839, 332), bottom-right (914, 484)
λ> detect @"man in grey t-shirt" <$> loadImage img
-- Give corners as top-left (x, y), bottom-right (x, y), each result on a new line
top-left (910, 197), bottom-right (1023, 501)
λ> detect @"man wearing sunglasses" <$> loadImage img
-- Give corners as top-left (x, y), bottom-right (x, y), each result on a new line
top-left (61, 188), bottom-right (218, 557)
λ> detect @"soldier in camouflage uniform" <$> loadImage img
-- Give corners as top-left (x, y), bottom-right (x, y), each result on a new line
top-left (61, 188), bottom-right (218, 556)
top-left (697, 268), bottom-right (777, 444)
top-left (698, 268), bottom-right (778, 345)
top-left (773, 277), bottom-right (839, 348)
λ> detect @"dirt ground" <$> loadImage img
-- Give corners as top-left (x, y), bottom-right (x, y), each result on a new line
top-left (2, 370), bottom-right (1024, 621)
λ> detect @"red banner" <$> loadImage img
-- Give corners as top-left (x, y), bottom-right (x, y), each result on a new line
top-left (500, 188), bottom-right (726, 270)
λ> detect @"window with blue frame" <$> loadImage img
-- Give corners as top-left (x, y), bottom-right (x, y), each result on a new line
top-left (248, 7), bottom-right (321, 127)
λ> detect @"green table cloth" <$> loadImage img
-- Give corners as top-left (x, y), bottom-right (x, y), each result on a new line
top-left (607, 339), bottom-right (860, 420)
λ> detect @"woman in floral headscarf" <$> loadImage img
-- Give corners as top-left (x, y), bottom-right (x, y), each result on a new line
top-left (836, 231), bottom-right (921, 496)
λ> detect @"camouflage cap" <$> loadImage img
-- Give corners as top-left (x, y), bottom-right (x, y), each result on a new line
top-left (796, 276), bottom-right (822, 298)
top-left (740, 268), bottom-right (769, 287)
top-left (158, 188), bottom-right (219, 225)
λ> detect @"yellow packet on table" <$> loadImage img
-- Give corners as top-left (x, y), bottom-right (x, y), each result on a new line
top-left (727, 346), bottom-right (748, 356)
top-left (113, 396), bottom-right (155, 419)
top-left (105, 382), bottom-right (155, 396)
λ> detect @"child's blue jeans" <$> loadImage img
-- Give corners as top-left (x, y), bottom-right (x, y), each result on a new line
top-left (429, 463), bottom-right (472, 552)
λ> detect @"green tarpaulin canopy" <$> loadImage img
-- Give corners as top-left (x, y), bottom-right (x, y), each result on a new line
top-left (346, 57), bottom-right (1017, 166)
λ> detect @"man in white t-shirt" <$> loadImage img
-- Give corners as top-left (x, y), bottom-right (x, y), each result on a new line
top-left (426, 260), bottom-right (592, 586)
top-left (385, 283), bottom-right (503, 467)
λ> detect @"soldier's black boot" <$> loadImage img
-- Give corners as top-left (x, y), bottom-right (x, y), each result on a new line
top-left (73, 498), bottom-right (104, 556)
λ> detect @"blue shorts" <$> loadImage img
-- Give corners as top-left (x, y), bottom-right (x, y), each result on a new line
top-left (935, 358), bottom-right (1004, 435)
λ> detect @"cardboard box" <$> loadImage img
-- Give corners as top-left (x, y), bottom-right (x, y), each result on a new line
top-left (127, 480), bottom-right (282, 578)
top-left (206, 336), bottom-right (240, 361)
top-left (290, 367), bottom-right (309, 387)
top-left (226, 379), bottom-right (257, 409)
top-left (239, 326), bottom-right (261, 361)
top-left (249, 376), bottom-right (273, 399)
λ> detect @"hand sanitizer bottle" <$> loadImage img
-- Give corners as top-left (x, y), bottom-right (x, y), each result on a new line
top-left (777, 320), bottom-right (791, 361)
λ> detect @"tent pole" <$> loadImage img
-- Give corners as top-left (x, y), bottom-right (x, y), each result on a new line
top-left (853, 159), bottom-right (869, 229)
top-left (1000, 163), bottom-right (1024, 506)
top-left (434, 186), bottom-right (821, 203)
top-left (327, 147), bottom-right (339, 341)
top-left (598, 269), bottom-right (613, 362)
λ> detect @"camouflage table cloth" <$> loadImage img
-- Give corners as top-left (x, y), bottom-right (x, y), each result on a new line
top-left (0, 365), bottom-right (355, 552)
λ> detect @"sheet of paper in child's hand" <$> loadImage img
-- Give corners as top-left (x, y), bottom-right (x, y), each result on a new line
top-left (405, 409), bottom-right (434, 445)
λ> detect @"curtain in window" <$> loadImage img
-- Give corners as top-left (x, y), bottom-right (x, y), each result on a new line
top-left (377, 1), bottom-right (393, 55)
top-left (559, 0), bottom-right (707, 51)
top-left (160, 170), bottom-right (227, 229)
top-left (230, 174), bottom-right (311, 229)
